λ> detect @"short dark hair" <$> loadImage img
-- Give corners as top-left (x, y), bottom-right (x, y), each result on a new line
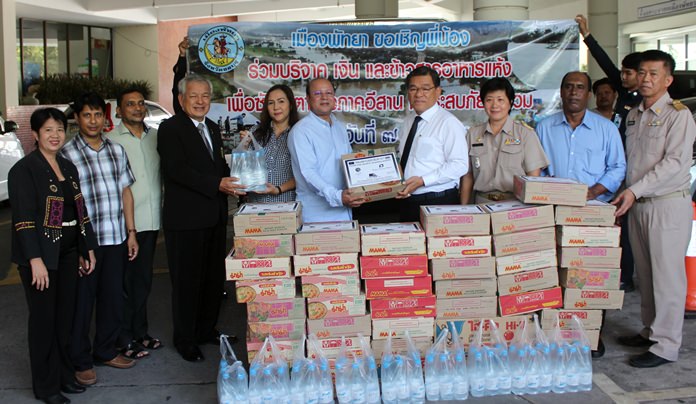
top-left (561, 71), bottom-right (592, 91)
top-left (117, 88), bottom-right (145, 107)
top-left (621, 52), bottom-right (643, 71)
top-left (479, 77), bottom-right (515, 112)
top-left (592, 77), bottom-right (616, 94)
top-left (70, 92), bottom-right (106, 116)
top-left (30, 108), bottom-right (67, 132)
top-left (306, 78), bottom-right (336, 97)
top-left (406, 66), bottom-right (441, 88)
top-left (640, 49), bottom-right (676, 75)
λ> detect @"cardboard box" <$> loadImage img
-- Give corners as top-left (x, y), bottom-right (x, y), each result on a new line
top-left (435, 316), bottom-right (530, 347)
top-left (559, 267), bottom-right (621, 290)
top-left (294, 221), bottom-right (360, 254)
top-left (436, 296), bottom-right (498, 319)
top-left (233, 234), bottom-right (294, 258)
top-left (495, 248), bottom-right (558, 276)
top-left (493, 227), bottom-right (556, 257)
top-left (419, 204), bottom-right (490, 236)
top-left (225, 252), bottom-right (292, 281)
top-left (369, 295), bottom-right (437, 311)
top-left (341, 150), bottom-right (406, 202)
top-left (483, 201), bottom-right (555, 235)
top-left (306, 314), bottom-right (372, 338)
top-left (372, 337), bottom-right (433, 362)
top-left (497, 267), bottom-right (560, 296)
top-left (555, 200), bottom-right (617, 226)
top-left (430, 257), bottom-right (496, 280)
top-left (247, 339), bottom-right (301, 364)
top-left (557, 226), bottom-right (621, 247)
top-left (235, 278), bottom-right (297, 303)
top-left (563, 288), bottom-right (625, 310)
top-left (360, 255), bottom-right (428, 279)
top-left (293, 253), bottom-right (359, 277)
top-left (435, 278), bottom-right (497, 298)
top-left (427, 236), bottom-right (492, 259)
top-left (301, 273), bottom-right (361, 298)
top-left (540, 309), bottom-right (604, 330)
top-left (545, 328), bottom-right (600, 350)
top-left (498, 286), bottom-right (563, 316)
top-left (246, 297), bottom-right (306, 322)
top-left (307, 336), bottom-right (365, 359)
top-left (360, 223), bottom-right (426, 256)
top-left (513, 175), bottom-right (588, 207)
top-left (372, 316), bottom-right (435, 340)
top-left (233, 202), bottom-right (302, 236)
top-left (370, 305), bottom-right (436, 319)
top-left (307, 294), bottom-right (367, 320)
top-left (246, 318), bottom-right (306, 343)
top-left (364, 275), bottom-right (433, 299)
top-left (559, 247), bottom-right (622, 269)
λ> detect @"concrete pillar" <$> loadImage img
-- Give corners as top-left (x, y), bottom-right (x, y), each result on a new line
top-left (473, 0), bottom-right (528, 20)
top-left (586, 0), bottom-right (618, 82)
top-left (0, 0), bottom-right (19, 116)
top-left (355, 0), bottom-right (398, 19)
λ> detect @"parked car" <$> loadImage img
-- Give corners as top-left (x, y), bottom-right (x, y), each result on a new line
top-left (0, 115), bottom-right (25, 202)
top-left (63, 99), bottom-right (172, 138)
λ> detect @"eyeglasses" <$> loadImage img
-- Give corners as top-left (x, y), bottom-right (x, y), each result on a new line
top-left (408, 86), bottom-right (436, 94)
top-left (125, 100), bottom-right (146, 107)
top-left (310, 90), bottom-right (335, 97)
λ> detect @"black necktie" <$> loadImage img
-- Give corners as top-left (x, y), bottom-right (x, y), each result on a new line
top-left (400, 116), bottom-right (422, 172)
top-left (197, 123), bottom-right (214, 159)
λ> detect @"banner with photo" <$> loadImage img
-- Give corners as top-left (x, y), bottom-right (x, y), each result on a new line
top-left (185, 21), bottom-right (579, 152)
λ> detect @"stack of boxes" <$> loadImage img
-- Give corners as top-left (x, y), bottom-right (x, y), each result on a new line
top-left (227, 202), bottom-right (304, 362)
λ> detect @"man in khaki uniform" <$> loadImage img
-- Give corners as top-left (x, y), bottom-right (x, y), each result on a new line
top-left (613, 50), bottom-right (696, 368)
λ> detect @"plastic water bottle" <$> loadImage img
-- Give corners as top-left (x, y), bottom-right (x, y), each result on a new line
top-left (305, 362), bottom-right (320, 404)
top-left (565, 345), bottom-right (581, 393)
top-left (551, 343), bottom-right (568, 394)
top-left (318, 359), bottom-right (334, 404)
top-left (276, 363), bottom-right (290, 404)
top-left (365, 357), bottom-right (381, 404)
top-left (261, 366), bottom-right (275, 403)
top-left (467, 347), bottom-right (486, 398)
top-left (509, 345), bottom-right (528, 395)
top-left (394, 356), bottom-right (409, 402)
top-left (408, 352), bottom-right (426, 404)
top-left (537, 344), bottom-right (553, 394)
top-left (496, 347), bottom-right (512, 395)
top-left (484, 348), bottom-right (499, 396)
top-left (247, 150), bottom-right (267, 192)
top-left (381, 355), bottom-right (397, 404)
top-left (350, 361), bottom-right (367, 404)
top-left (424, 352), bottom-right (440, 401)
top-left (231, 362), bottom-right (249, 402)
top-left (525, 347), bottom-right (541, 394)
top-left (438, 352), bottom-right (454, 400)
top-left (578, 343), bottom-right (593, 391)
top-left (334, 357), bottom-right (352, 404)
top-left (452, 350), bottom-right (469, 401)
top-left (290, 360), bottom-right (306, 404)
top-left (248, 365), bottom-right (262, 404)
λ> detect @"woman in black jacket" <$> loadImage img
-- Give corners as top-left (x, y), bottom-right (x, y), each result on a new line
top-left (9, 108), bottom-right (98, 404)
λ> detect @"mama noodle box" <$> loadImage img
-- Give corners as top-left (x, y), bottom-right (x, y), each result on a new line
top-left (370, 305), bottom-right (436, 319)
top-left (247, 339), bottom-right (300, 364)
top-left (495, 248), bottom-right (557, 276)
top-left (360, 254), bottom-right (428, 279)
top-left (308, 336), bottom-right (364, 359)
top-left (293, 253), bottom-right (359, 276)
top-left (360, 222), bottom-right (426, 256)
top-left (233, 202), bottom-right (302, 236)
top-left (435, 278), bottom-right (497, 298)
top-left (419, 204), bottom-right (490, 236)
top-left (557, 225), bottom-right (621, 247)
top-left (246, 297), bottom-right (306, 322)
top-left (372, 316), bottom-right (435, 340)
top-left (559, 267), bottom-right (621, 290)
top-left (498, 286), bottom-right (563, 316)
top-left (307, 294), bottom-right (367, 320)
top-left (427, 235), bottom-right (492, 259)
top-left (307, 314), bottom-right (372, 338)
top-left (555, 199), bottom-right (616, 226)
top-left (301, 273), bottom-right (360, 298)
top-left (233, 234), bottom-right (294, 258)
top-left (513, 175), bottom-right (588, 207)
top-left (436, 296), bottom-right (498, 319)
top-left (235, 278), bottom-right (296, 303)
top-left (483, 201), bottom-right (555, 235)
top-left (369, 295), bottom-right (436, 319)
top-left (364, 275), bottom-right (432, 299)
top-left (246, 318), bottom-right (305, 343)
top-left (372, 337), bottom-right (432, 363)
top-left (493, 227), bottom-right (556, 257)
top-left (435, 316), bottom-right (530, 347)
top-left (430, 256), bottom-right (496, 280)
top-left (225, 252), bottom-right (292, 281)
top-left (497, 267), bottom-right (559, 296)
top-left (559, 247), bottom-right (622, 268)
top-left (294, 220), bottom-right (360, 254)
top-left (563, 289), bottom-right (624, 310)
top-left (540, 309), bottom-right (604, 330)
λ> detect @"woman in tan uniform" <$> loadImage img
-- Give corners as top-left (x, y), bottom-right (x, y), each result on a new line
top-left (460, 77), bottom-right (549, 204)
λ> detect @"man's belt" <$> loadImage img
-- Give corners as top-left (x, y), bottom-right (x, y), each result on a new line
top-left (636, 189), bottom-right (690, 203)
top-left (410, 187), bottom-right (459, 200)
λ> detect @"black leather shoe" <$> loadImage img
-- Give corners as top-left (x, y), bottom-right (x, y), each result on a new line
top-left (629, 351), bottom-right (672, 368)
top-left (60, 381), bottom-right (86, 394)
top-left (177, 344), bottom-right (204, 362)
top-left (41, 393), bottom-right (70, 404)
top-left (591, 338), bottom-right (605, 359)
top-left (617, 334), bottom-right (655, 347)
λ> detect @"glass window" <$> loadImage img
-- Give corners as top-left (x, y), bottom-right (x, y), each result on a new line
top-left (90, 27), bottom-right (112, 78)
top-left (660, 37), bottom-right (686, 70)
top-left (69, 24), bottom-right (89, 77)
top-left (688, 35), bottom-right (696, 70)
top-left (46, 22), bottom-right (68, 75)
top-left (21, 19), bottom-right (44, 94)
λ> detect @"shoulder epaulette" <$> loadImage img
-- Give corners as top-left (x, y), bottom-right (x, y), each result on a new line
top-left (672, 99), bottom-right (687, 111)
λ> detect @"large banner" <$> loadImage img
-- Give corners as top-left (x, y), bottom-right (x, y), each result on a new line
top-left (185, 21), bottom-right (579, 152)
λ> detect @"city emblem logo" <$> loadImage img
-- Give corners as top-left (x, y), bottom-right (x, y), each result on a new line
top-left (198, 25), bottom-right (244, 73)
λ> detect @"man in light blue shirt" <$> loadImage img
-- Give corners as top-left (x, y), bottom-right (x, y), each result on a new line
top-left (537, 71), bottom-right (626, 202)
top-left (288, 78), bottom-right (364, 223)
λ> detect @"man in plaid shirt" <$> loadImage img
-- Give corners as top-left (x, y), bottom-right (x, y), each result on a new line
top-left (60, 92), bottom-right (139, 386)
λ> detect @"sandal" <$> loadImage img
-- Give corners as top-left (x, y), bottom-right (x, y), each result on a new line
top-left (120, 343), bottom-right (149, 360)
top-left (136, 335), bottom-right (163, 350)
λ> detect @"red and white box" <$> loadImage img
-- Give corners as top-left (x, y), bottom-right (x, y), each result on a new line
top-left (559, 247), bottom-right (622, 269)
top-left (497, 267), bottom-right (559, 296)
top-left (436, 296), bottom-right (498, 319)
top-left (419, 204), bottom-right (490, 236)
top-left (435, 315), bottom-right (530, 346)
top-left (483, 201), bottom-right (555, 235)
top-left (563, 289), bottom-right (624, 310)
top-left (235, 278), bottom-right (296, 303)
top-left (246, 318), bottom-right (306, 343)
top-left (294, 220), bottom-right (360, 254)
top-left (246, 297), bottom-right (306, 322)
top-left (307, 336), bottom-right (365, 359)
top-left (370, 295), bottom-right (437, 319)
top-left (427, 236), bottom-right (492, 259)
top-left (360, 254), bottom-right (428, 279)
top-left (301, 273), bottom-right (361, 298)
top-left (233, 234), bottom-right (294, 258)
top-left (307, 314), bottom-right (372, 338)
top-left (372, 316), bottom-right (435, 340)
top-left (435, 278), bottom-right (497, 298)
top-left (495, 248), bottom-right (557, 276)
top-left (247, 339), bottom-right (301, 363)
top-left (364, 275), bottom-right (433, 299)
top-left (493, 227), bottom-right (556, 257)
top-left (559, 267), bottom-right (621, 290)
top-left (307, 294), bottom-right (367, 320)
top-left (555, 200), bottom-right (616, 227)
top-left (430, 257), bottom-right (496, 280)
top-left (557, 226), bottom-right (621, 247)
top-left (233, 202), bottom-right (302, 236)
top-left (360, 222), bottom-right (426, 256)
top-left (225, 253), bottom-right (292, 281)
top-left (498, 286), bottom-right (563, 316)
top-left (541, 309), bottom-right (604, 330)
top-left (370, 305), bottom-right (436, 320)
top-left (293, 253), bottom-right (359, 277)
top-left (513, 175), bottom-right (588, 207)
